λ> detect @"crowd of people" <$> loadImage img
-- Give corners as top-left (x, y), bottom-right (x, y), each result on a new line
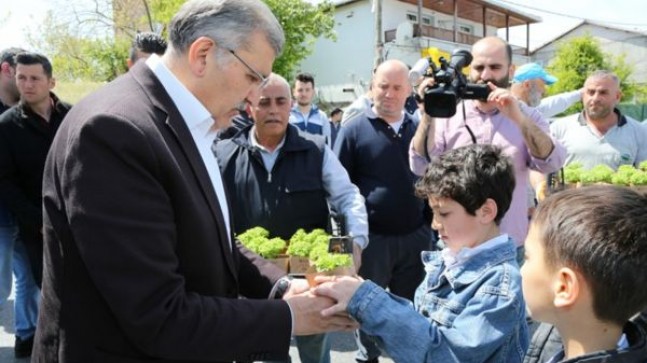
top-left (0, 0), bottom-right (646, 362)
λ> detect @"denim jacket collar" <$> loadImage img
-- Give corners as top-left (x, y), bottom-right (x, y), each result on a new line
top-left (421, 237), bottom-right (517, 290)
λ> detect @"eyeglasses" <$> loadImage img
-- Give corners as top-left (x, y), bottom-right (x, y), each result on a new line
top-left (228, 49), bottom-right (268, 88)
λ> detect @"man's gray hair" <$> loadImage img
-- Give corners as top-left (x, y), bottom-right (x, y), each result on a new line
top-left (168, 0), bottom-right (284, 57)
top-left (588, 70), bottom-right (620, 87)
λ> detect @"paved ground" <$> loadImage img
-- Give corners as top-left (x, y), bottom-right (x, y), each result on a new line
top-left (1, 288), bottom-right (393, 363)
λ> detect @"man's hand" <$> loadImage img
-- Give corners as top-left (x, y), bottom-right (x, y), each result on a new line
top-left (285, 290), bottom-right (358, 336)
top-left (313, 276), bottom-right (364, 317)
top-left (486, 82), bottom-right (525, 124)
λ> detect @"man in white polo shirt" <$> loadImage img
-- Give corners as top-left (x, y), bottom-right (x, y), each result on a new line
top-left (551, 70), bottom-right (647, 170)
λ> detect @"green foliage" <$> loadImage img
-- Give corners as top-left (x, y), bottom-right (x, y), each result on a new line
top-left (579, 164), bottom-right (614, 184)
top-left (287, 228), bottom-right (328, 257)
top-left (546, 35), bottom-right (638, 115)
top-left (257, 237), bottom-right (288, 259)
top-left (237, 227), bottom-right (287, 259)
top-left (563, 163), bottom-right (584, 184)
top-left (29, 0), bottom-right (335, 83)
top-left (264, 0), bottom-right (336, 79)
top-left (27, 5), bottom-right (132, 82)
top-left (237, 226), bottom-right (270, 246)
top-left (148, 0), bottom-right (185, 30)
top-left (639, 160), bottom-right (647, 171)
top-left (312, 253), bottom-right (352, 273)
top-left (611, 165), bottom-right (639, 186)
top-left (629, 170), bottom-right (647, 185)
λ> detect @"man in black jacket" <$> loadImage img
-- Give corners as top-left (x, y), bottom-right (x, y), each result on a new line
top-left (0, 52), bottom-right (71, 289)
top-left (0, 51), bottom-right (69, 358)
top-left (214, 73), bottom-right (368, 363)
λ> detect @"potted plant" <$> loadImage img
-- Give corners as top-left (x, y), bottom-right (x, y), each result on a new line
top-left (286, 228), bottom-right (329, 274)
top-left (237, 227), bottom-right (288, 272)
top-left (304, 238), bottom-right (354, 287)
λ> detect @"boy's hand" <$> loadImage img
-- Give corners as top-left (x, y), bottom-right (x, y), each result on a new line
top-left (314, 276), bottom-right (364, 317)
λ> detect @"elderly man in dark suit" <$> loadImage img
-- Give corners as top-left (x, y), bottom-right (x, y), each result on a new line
top-left (32, 1), bottom-right (354, 362)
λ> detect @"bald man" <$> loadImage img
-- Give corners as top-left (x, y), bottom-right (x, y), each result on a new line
top-left (334, 59), bottom-right (433, 363)
top-left (410, 37), bottom-right (566, 263)
top-left (551, 70), bottom-right (647, 170)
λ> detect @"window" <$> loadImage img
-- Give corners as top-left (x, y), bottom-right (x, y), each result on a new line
top-left (458, 24), bottom-right (473, 34)
top-left (407, 12), bottom-right (434, 25)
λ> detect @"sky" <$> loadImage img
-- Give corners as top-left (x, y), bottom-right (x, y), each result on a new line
top-left (1, 0), bottom-right (647, 52)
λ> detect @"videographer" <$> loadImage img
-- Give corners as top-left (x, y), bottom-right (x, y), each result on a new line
top-left (409, 36), bottom-right (566, 264)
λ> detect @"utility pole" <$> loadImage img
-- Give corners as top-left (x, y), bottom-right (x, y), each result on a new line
top-left (373, 0), bottom-right (383, 69)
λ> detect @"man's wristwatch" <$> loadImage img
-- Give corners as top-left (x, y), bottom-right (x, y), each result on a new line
top-left (269, 276), bottom-right (292, 300)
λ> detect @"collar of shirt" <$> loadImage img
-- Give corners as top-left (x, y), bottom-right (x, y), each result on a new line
top-left (146, 54), bottom-right (214, 136)
top-left (440, 234), bottom-right (510, 269)
top-left (249, 125), bottom-right (287, 156)
top-left (146, 54), bottom-right (231, 248)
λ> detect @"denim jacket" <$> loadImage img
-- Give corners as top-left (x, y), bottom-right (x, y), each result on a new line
top-left (347, 237), bottom-right (528, 363)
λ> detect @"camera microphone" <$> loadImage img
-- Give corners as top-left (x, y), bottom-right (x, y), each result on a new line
top-left (408, 58), bottom-right (430, 86)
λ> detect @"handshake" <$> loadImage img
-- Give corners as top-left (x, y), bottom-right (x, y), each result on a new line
top-left (284, 275), bottom-right (365, 336)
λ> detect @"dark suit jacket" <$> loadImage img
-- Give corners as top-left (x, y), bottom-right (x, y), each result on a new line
top-left (33, 62), bottom-right (291, 363)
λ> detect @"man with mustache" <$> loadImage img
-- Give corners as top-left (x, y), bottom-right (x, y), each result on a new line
top-left (214, 73), bottom-right (368, 363)
top-left (550, 70), bottom-right (647, 170)
top-left (410, 36), bottom-right (566, 265)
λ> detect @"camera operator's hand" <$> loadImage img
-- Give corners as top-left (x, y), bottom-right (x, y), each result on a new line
top-left (486, 82), bottom-right (525, 125)
top-left (416, 78), bottom-right (436, 115)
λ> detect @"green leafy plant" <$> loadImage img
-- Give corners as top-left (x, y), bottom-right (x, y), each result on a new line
top-left (287, 228), bottom-right (328, 257)
top-left (257, 238), bottom-right (288, 259)
top-left (306, 233), bottom-right (353, 273)
top-left (237, 227), bottom-right (286, 259)
top-left (611, 165), bottom-right (638, 186)
top-left (630, 170), bottom-right (647, 186)
top-left (639, 160), bottom-right (647, 172)
top-left (579, 164), bottom-right (614, 184)
top-left (311, 253), bottom-right (353, 273)
top-left (563, 163), bottom-right (584, 184)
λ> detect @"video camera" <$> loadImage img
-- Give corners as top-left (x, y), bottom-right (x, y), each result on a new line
top-left (410, 49), bottom-right (490, 118)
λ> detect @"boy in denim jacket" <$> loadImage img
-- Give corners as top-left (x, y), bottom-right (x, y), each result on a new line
top-left (522, 186), bottom-right (647, 363)
top-left (316, 144), bottom-right (529, 362)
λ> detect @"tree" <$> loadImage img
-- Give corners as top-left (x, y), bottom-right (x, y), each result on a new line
top-left (546, 34), bottom-right (646, 113)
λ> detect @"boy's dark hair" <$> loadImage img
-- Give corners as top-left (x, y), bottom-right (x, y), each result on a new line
top-left (533, 186), bottom-right (647, 326)
top-left (415, 144), bottom-right (515, 225)
top-left (295, 72), bottom-right (315, 87)
top-left (330, 108), bottom-right (342, 118)
top-left (15, 52), bottom-right (53, 78)
top-left (130, 32), bottom-right (168, 63)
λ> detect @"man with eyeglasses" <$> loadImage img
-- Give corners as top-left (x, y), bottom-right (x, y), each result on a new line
top-left (33, 1), bottom-right (356, 362)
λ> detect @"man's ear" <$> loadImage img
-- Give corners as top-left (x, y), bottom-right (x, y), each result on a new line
top-left (508, 63), bottom-right (516, 80)
top-left (553, 267), bottom-right (580, 308)
top-left (187, 36), bottom-right (216, 77)
top-left (478, 198), bottom-right (498, 224)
